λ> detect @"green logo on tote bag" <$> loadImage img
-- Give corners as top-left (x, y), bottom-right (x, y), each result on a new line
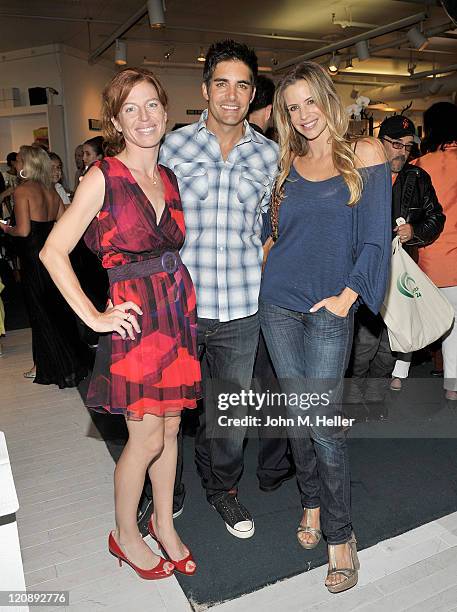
top-left (397, 272), bottom-right (422, 299)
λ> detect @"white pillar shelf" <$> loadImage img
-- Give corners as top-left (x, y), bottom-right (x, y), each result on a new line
top-left (0, 104), bottom-right (65, 164)
top-left (0, 431), bottom-right (28, 611)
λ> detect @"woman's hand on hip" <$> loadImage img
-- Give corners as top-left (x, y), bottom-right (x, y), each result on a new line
top-left (91, 300), bottom-right (143, 340)
top-left (310, 287), bottom-right (358, 317)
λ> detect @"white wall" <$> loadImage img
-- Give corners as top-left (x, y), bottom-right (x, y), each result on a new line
top-left (59, 47), bottom-right (115, 187)
top-left (151, 67), bottom-right (207, 129)
top-left (0, 45), bottom-right (64, 167)
top-left (0, 45), bottom-right (63, 107)
top-left (0, 44), bottom-right (114, 182)
top-left (0, 45), bottom-right (210, 181)
top-left (59, 60), bottom-right (209, 179)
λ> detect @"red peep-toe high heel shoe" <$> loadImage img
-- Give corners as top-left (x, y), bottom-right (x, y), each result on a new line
top-left (147, 518), bottom-right (197, 575)
top-left (108, 532), bottom-right (174, 580)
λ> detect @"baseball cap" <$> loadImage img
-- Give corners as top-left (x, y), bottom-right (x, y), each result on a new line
top-left (378, 115), bottom-right (416, 140)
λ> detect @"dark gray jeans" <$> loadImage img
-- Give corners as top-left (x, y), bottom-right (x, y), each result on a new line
top-left (351, 306), bottom-right (396, 379)
top-left (195, 313), bottom-right (260, 499)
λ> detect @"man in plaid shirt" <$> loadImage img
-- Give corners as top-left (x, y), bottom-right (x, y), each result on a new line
top-left (160, 40), bottom-right (278, 538)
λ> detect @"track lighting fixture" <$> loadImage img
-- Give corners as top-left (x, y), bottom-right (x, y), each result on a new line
top-left (328, 53), bottom-right (341, 74)
top-left (147, 0), bottom-right (165, 29)
top-left (355, 40), bottom-right (370, 61)
top-left (114, 39), bottom-right (127, 66)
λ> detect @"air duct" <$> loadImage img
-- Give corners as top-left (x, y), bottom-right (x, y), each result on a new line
top-left (361, 72), bottom-right (457, 101)
top-left (406, 26), bottom-right (429, 50)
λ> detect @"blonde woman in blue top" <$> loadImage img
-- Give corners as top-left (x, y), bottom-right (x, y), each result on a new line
top-left (260, 61), bottom-right (391, 594)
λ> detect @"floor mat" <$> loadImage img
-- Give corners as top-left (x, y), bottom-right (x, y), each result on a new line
top-left (82, 364), bottom-right (457, 610)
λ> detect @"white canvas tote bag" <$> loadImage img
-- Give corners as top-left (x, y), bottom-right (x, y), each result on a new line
top-left (380, 237), bottom-right (455, 352)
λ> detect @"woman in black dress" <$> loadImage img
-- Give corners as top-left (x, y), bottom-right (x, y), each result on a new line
top-left (0, 145), bottom-right (87, 386)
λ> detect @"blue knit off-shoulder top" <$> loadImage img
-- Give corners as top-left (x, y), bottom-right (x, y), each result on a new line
top-left (260, 162), bottom-right (392, 315)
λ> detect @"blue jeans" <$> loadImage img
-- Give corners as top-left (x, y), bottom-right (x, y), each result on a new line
top-left (195, 314), bottom-right (260, 499)
top-left (259, 301), bottom-right (354, 544)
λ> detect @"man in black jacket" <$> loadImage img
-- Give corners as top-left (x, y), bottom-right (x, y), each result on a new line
top-left (348, 115), bottom-right (445, 401)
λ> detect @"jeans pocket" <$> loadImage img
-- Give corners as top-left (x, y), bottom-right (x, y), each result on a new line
top-left (323, 306), bottom-right (348, 321)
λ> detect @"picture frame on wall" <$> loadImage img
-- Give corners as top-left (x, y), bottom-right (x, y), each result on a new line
top-left (88, 119), bottom-right (102, 131)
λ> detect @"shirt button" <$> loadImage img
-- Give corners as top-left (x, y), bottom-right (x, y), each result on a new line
top-left (218, 247), bottom-right (224, 252)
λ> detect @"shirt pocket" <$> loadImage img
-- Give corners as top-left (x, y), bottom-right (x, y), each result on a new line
top-left (236, 168), bottom-right (271, 211)
top-left (173, 162), bottom-right (209, 202)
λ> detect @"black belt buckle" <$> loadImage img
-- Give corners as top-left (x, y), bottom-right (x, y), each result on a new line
top-left (161, 251), bottom-right (178, 274)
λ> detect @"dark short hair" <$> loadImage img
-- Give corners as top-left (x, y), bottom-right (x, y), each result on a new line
top-left (249, 75), bottom-right (275, 113)
top-left (203, 39), bottom-right (258, 87)
top-left (48, 151), bottom-right (63, 166)
top-left (6, 152), bottom-right (17, 167)
top-left (83, 136), bottom-right (105, 158)
top-left (422, 102), bottom-right (457, 153)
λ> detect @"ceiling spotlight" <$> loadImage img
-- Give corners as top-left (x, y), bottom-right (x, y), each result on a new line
top-left (328, 53), bottom-right (341, 74)
top-left (355, 40), bottom-right (370, 61)
top-left (345, 58), bottom-right (354, 71)
top-left (407, 26), bottom-right (428, 51)
top-left (197, 47), bottom-right (205, 63)
top-left (147, 0), bottom-right (165, 29)
top-left (114, 39), bottom-right (127, 66)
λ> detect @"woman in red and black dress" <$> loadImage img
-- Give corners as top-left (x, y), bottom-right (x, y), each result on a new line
top-left (40, 68), bottom-right (201, 579)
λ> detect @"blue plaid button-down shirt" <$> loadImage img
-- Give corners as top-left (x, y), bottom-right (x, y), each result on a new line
top-left (159, 110), bottom-right (278, 322)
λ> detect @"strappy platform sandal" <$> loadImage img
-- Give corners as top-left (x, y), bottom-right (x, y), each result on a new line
top-left (326, 532), bottom-right (360, 594)
top-left (296, 507), bottom-right (322, 550)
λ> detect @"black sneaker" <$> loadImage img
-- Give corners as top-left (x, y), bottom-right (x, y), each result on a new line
top-left (137, 495), bottom-right (153, 538)
top-left (210, 491), bottom-right (255, 539)
top-left (137, 496), bottom-right (184, 537)
top-left (173, 500), bottom-right (184, 519)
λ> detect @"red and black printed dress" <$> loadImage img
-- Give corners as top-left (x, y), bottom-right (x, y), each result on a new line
top-left (84, 157), bottom-right (201, 420)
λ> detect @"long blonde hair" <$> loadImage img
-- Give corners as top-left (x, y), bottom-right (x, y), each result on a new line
top-left (271, 61), bottom-right (363, 240)
top-left (19, 145), bottom-right (53, 190)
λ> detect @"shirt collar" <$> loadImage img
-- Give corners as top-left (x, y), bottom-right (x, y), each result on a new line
top-left (196, 109), bottom-right (264, 145)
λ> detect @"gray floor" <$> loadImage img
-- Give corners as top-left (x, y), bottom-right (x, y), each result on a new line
top-left (2, 329), bottom-right (457, 612)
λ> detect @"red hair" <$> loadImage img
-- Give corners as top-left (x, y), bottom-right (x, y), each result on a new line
top-left (101, 67), bottom-right (168, 156)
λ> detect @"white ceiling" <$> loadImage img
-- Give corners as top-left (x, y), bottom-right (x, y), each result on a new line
top-left (1, 0), bottom-right (457, 83)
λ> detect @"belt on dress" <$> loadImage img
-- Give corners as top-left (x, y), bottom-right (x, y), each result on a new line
top-left (107, 251), bottom-right (181, 284)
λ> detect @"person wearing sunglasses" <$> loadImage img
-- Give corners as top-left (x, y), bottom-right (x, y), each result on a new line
top-left (348, 115), bottom-right (445, 402)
